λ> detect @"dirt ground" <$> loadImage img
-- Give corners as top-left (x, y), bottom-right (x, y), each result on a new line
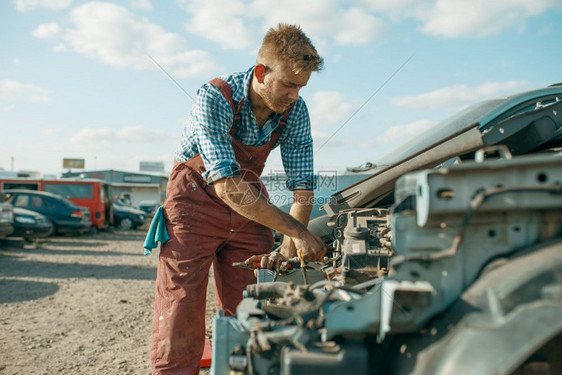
top-left (0, 228), bottom-right (216, 375)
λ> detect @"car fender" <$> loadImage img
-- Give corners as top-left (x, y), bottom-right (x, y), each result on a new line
top-left (393, 239), bottom-right (562, 375)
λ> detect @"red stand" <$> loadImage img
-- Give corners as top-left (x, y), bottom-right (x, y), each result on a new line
top-left (200, 338), bottom-right (212, 368)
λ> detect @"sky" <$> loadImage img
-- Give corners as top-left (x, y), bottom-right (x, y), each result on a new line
top-left (1, 0), bottom-right (561, 177)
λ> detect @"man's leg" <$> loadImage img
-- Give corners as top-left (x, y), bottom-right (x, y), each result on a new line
top-left (151, 233), bottom-right (222, 375)
top-left (213, 220), bottom-right (274, 316)
top-left (151, 161), bottom-right (232, 374)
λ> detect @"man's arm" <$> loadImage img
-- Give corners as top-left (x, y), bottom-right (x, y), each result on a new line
top-left (277, 190), bottom-right (313, 258)
top-left (214, 177), bottom-right (324, 261)
top-left (289, 190), bottom-right (314, 224)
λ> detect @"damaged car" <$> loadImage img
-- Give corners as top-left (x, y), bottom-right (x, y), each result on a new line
top-left (211, 84), bottom-right (562, 375)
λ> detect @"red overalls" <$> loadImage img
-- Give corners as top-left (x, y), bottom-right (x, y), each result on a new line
top-left (150, 79), bottom-right (291, 374)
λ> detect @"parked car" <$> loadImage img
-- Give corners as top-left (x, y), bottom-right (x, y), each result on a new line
top-left (0, 192), bottom-right (14, 238)
top-left (3, 189), bottom-right (91, 236)
top-left (137, 200), bottom-right (159, 216)
top-left (112, 202), bottom-right (146, 230)
top-left (0, 178), bottom-right (113, 231)
top-left (10, 207), bottom-right (53, 241)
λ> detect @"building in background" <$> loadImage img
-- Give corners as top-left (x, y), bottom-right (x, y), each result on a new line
top-left (0, 170), bottom-right (41, 179)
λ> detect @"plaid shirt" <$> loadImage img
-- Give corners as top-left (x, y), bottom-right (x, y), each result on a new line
top-left (175, 67), bottom-right (314, 191)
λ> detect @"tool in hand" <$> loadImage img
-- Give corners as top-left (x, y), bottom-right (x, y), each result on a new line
top-left (232, 261), bottom-right (262, 269)
top-left (297, 248), bottom-right (309, 284)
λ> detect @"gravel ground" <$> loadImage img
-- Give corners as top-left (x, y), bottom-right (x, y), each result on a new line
top-left (0, 229), bottom-right (216, 375)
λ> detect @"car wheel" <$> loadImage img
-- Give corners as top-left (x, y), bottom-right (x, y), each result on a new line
top-left (45, 220), bottom-right (56, 237)
top-left (119, 217), bottom-right (134, 230)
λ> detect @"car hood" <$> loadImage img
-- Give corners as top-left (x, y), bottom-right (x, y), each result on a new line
top-left (320, 85), bottom-right (562, 216)
top-left (113, 205), bottom-right (145, 215)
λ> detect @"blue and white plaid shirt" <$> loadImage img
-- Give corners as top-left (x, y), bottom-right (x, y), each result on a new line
top-left (175, 67), bottom-right (315, 191)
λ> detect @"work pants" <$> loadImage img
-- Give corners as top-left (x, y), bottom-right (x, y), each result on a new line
top-left (150, 163), bottom-right (273, 375)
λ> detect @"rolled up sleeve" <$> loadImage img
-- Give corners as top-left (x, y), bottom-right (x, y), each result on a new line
top-left (191, 85), bottom-right (241, 183)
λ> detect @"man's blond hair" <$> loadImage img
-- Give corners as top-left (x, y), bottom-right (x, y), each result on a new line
top-left (257, 24), bottom-right (324, 74)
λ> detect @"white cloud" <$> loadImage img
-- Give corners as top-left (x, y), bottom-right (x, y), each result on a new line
top-left (356, 0), bottom-right (427, 16)
top-left (255, 0), bottom-right (384, 46)
top-left (353, 0), bottom-right (560, 38)
top-left (31, 22), bottom-right (62, 39)
top-left (421, 0), bottom-right (558, 37)
top-left (178, 0), bottom-right (258, 49)
top-left (70, 125), bottom-right (174, 146)
top-left (172, 0), bottom-right (560, 51)
top-left (0, 80), bottom-right (51, 103)
top-left (129, 0), bottom-right (152, 11)
top-left (309, 91), bottom-right (356, 128)
top-left (39, 2), bottom-right (218, 77)
top-left (177, 0), bottom-right (384, 49)
top-left (381, 120), bottom-right (434, 142)
top-left (53, 42), bottom-right (67, 52)
top-left (42, 128), bottom-right (58, 135)
top-left (333, 7), bottom-right (384, 45)
top-left (13, 0), bottom-right (72, 12)
top-left (391, 81), bottom-right (529, 111)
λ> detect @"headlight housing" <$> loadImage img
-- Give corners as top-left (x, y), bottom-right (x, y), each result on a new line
top-left (15, 216), bottom-right (36, 224)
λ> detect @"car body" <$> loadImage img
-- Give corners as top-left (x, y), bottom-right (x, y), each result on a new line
top-left (112, 202), bottom-right (146, 230)
top-left (0, 178), bottom-right (113, 231)
top-left (212, 84), bottom-right (562, 375)
top-left (10, 207), bottom-right (53, 240)
top-left (137, 200), bottom-right (159, 217)
top-left (0, 193), bottom-right (15, 238)
top-left (3, 189), bottom-right (92, 236)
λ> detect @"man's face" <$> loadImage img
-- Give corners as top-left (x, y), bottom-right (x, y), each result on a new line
top-left (260, 63), bottom-right (311, 113)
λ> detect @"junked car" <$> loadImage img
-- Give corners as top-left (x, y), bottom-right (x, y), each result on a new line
top-left (112, 201), bottom-right (147, 230)
top-left (3, 189), bottom-right (91, 236)
top-left (137, 200), bottom-right (159, 217)
top-left (211, 84), bottom-right (562, 375)
top-left (0, 192), bottom-right (14, 239)
top-left (10, 207), bottom-right (53, 241)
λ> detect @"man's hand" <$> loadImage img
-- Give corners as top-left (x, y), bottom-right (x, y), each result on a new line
top-left (277, 234), bottom-right (296, 258)
top-left (245, 230), bottom-right (325, 271)
top-left (291, 230), bottom-right (326, 262)
top-left (245, 251), bottom-right (286, 270)
top-left (278, 231), bottom-right (325, 262)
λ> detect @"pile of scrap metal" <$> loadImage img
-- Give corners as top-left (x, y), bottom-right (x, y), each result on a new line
top-left (212, 85), bottom-right (562, 375)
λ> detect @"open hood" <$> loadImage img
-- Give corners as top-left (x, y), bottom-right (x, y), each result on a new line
top-left (320, 85), bottom-right (562, 216)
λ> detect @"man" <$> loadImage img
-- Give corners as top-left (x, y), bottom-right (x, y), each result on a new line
top-left (151, 24), bottom-right (326, 374)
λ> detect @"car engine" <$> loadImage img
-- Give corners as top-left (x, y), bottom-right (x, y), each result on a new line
top-left (212, 150), bottom-right (562, 375)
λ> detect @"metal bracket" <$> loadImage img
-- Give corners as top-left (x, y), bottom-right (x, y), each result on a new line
top-left (474, 145), bottom-right (513, 163)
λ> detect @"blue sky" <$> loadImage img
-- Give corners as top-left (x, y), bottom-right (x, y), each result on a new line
top-left (1, 0), bottom-right (561, 176)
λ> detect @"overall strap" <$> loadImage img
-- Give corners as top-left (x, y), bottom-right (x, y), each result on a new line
top-left (209, 78), bottom-right (243, 131)
top-left (273, 102), bottom-right (295, 134)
